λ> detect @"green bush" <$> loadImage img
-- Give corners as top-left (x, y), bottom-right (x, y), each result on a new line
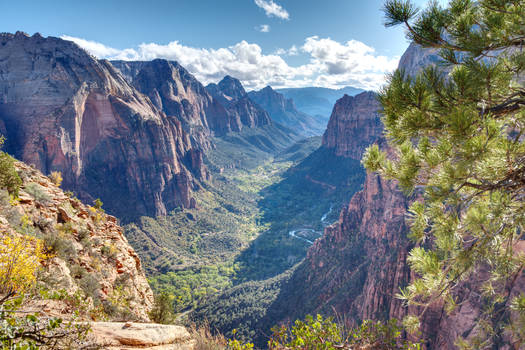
top-left (42, 232), bottom-right (77, 260)
top-left (267, 315), bottom-right (419, 350)
top-left (24, 182), bottom-right (51, 204)
top-left (0, 152), bottom-right (22, 197)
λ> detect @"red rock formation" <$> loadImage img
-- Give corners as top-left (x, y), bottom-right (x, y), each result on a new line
top-left (205, 76), bottom-right (273, 133)
top-left (0, 32), bottom-right (206, 220)
top-left (113, 59), bottom-right (231, 149)
top-left (272, 160), bottom-right (412, 325)
top-left (321, 91), bottom-right (383, 160)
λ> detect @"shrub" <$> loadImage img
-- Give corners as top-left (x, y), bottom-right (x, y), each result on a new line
top-left (24, 182), bottom-right (51, 204)
top-left (93, 198), bottom-right (103, 210)
top-left (0, 234), bottom-right (46, 295)
top-left (78, 272), bottom-right (100, 300)
top-left (188, 323), bottom-right (227, 350)
top-left (0, 152), bottom-right (22, 197)
top-left (267, 315), bottom-right (419, 350)
top-left (42, 232), bottom-right (77, 260)
top-left (49, 171), bottom-right (63, 187)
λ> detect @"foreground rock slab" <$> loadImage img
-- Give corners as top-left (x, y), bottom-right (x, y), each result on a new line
top-left (90, 322), bottom-right (195, 350)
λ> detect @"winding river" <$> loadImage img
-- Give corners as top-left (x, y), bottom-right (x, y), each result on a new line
top-left (288, 205), bottom-right (333, 245)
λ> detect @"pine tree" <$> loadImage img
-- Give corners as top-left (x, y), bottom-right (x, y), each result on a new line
top-left (362, 0), bottom-right (525, 347)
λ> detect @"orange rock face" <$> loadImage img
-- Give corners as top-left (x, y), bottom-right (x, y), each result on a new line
top-left (321, 91), bottom-right (383, 160)
top-left (0, 32), bottom-right (206, 220)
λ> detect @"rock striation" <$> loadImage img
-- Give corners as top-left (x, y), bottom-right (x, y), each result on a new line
top-left (397, 43), bottom-right (441, 78)
top-left (112, 59), bottom-right (227, 150)
top-left (321, 91), bottom-right (383, 160)
top-left (0, 32), bottom-right (206, 220)
top-left (205, 76), bottom-right (272, 133)
top-left (248, 86), bottom-right (325, 136)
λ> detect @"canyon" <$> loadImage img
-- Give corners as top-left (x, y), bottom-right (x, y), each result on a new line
top-left (0, 29), bottom-right (520, 350)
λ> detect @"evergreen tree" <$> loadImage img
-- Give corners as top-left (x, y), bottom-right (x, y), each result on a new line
top-left (362, 0), bottom-right (525, 347)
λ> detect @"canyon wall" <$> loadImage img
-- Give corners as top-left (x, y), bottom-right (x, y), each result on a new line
top-left (0, 32), bottom-right (207, 220)
top-left (321, 91), bottom-right (382, 160)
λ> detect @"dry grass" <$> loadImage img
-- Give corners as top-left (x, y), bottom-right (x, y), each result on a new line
top-left (188, 322), bottom-right (227, 350)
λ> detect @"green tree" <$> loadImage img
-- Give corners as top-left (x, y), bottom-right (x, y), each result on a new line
top-left (363, 0), bottom-right (525, 347)
top-left (0, 136), bottom-right (22, 197)
top-left (149, 292), bottom-right (175, 324)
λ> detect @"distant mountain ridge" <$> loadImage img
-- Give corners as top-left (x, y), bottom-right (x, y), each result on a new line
top-left (248, 86), bottom-right (325, 136)
top-left (276, 86), bottom-right (365, 120)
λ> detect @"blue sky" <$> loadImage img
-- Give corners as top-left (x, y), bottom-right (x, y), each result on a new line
top-left (0, 0), bottom-right (436, 90)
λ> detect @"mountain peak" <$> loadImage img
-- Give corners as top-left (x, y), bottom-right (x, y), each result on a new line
top-left (217, 75), bottom-right (247, 99)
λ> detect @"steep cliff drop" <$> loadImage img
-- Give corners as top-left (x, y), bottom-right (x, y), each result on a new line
top-left (0, 32), bottom-right (207, 221)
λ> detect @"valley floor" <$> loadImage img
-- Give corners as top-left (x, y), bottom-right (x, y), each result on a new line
top-left (122, 133), bottom-right (366, 343)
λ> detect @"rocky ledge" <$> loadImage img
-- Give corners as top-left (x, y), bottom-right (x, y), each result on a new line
top-left (90, 322), bottom-right (195, 350)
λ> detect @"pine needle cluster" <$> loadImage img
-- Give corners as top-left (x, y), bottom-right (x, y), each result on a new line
top-left (363, 0), bottom-right (525, 347)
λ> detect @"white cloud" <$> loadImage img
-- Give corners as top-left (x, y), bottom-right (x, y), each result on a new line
top-left (61, 35), bottom-right (399, 91)
top-left (254, 0), bottom-right (289, 20)
top-left (61, 35), bottom-right (122, 58)
top-left (256, 24), bottom-right (271, 33)
top-left (274, 45), bottom-right (298, 56)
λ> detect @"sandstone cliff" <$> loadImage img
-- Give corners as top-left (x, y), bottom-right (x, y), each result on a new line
top-left (206, 76), bottom-right (272, 133)
top-left (321, 91), bottom-right (382, 160)
top-left (0, 32), bottom-right (206, 220)
top-left (397, 43), bottom-right (441, 78)
top-left (112, 59), bottom-right (229, 149)
top-left (248, 86), bottom-right (325, 136)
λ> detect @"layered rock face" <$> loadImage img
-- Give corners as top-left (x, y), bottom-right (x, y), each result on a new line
top-left (248, 86), bottom-right (325, 136)
top-left (0, 32), bottom-right (205, 220)
top-left (90, 322), bottom-right (195, 349)
top-left (397, 43), bottom-right (441, 78)
top-left (205, 76), bottom-right (272, 133)
top-left (112, 59), bottom-right (228, 150)
top-left (321, 91), bottom-right (383, 160)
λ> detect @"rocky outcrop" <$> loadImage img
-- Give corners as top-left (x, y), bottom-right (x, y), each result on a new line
top-left (205, 76), bottom-right (272, 133)
top-left (90, 322), bottom-right (195, 349)
top-left (248, 86), bottom-right (325, 136)
top-left (0, 32), bottom-right (205, 220)
top-left (2, 160), bottom-right (154, 320)
top-left (321, 91), bottom-right (382, 160)
top-left (207, 75), bottom-right (247, 103)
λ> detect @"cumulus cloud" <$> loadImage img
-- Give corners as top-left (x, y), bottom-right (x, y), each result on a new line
top-left (61, 35), bottom-right (122, 58)
top-left (254, 0), bottom-right (289, 20)
top-left (256, 24), bottom-right (271, 33)
top-left (274, 45), bottom-right (298, 56)
top-left (62, 35), bottom-right (399, 91)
